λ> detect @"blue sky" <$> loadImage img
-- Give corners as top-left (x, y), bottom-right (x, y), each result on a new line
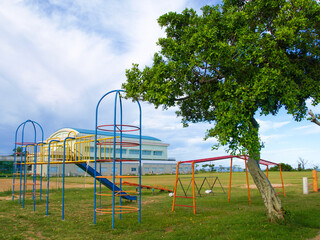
top-left (0, 0), bottom-right (319, 169)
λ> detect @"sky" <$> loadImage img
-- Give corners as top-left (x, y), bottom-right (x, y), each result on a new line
top-left (0, 0), bottom-right (319, 170)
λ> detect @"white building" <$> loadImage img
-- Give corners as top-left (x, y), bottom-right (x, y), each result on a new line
top-left (39, 128), bottom-right (191, 176)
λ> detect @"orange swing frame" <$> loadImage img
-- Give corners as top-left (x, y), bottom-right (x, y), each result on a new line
top-left (172, 155), bottom-right (285, 214)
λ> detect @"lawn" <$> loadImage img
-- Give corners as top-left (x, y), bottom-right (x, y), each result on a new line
top-left (0, 171), bottom-right (319, 240)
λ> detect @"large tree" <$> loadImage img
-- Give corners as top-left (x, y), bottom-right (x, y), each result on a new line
top-left (123, 0), bottom-right (320, 221)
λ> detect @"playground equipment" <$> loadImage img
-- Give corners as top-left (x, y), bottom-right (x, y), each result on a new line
top-left (12, 119), bottom-right (44, 211)
top-left (93, 89), bottom-right (142, 228)
top-left (119, 181), bottom-right (173, 193)
top-left (172, 155), bottom-right (285, 214)
top-left (12, 90), bottom-right (142, 229)
top-left (313, 170), bottom-right (319, 192)
top-left (176, 176), bottom-right (225, 198)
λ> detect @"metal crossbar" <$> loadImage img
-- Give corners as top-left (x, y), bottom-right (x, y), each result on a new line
top-left (178, 176), bottom-right (225, 197)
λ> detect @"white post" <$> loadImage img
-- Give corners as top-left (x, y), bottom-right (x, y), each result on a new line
top-left (303, 177), bottom-right (309, 194)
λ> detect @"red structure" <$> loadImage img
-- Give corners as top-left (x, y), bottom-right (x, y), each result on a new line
top-left (172, 155), bottom-right (285, 214)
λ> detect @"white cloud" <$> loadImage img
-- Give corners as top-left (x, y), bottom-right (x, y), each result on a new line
top-left (1, 0), bottom-right (319, 169)
top-left (260, 134), bottom-right (285, 143)
top-left (257, 119), bottom-right (291, 132)
top-left (0, 0), bottom-right (188, 127)
top-left (294, 124), bottom-right (320, 135)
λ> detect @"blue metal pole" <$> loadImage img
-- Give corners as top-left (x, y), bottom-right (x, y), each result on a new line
top-left (33, 121), bottom-right (44, 202)
top-left (99, 159), bottom-right (101, 212)
top-left (94, 99), bottom-right (100, 224)
top-left (21, 120), bottom-right (38, 209)
top-left (112, 91), bottom-right (119, 229)
top-left (23, 147), bottom-right (28, 209)
top-left (29, 120), bottom-right (37, 212)
top-left (34, 142), bottom-right (43, 206)
top-left (93, 89), bottom-right (123, 226)
top-left (62, 137), bottom-right (75, 220)
top-left (19, 122), bottom-right (27, 205)
top-left (12, 145), bottom-right (17, 201)
top-left (47, 139), bottom-right (59, 216)
top-left (19, 120), bottom-right (37, 205)
top-left (137, 100), bottom-right (142, 223)
top-left (119, 94), bottom-right (123, 220)
top-left (40, 164), bottom-right (43, 202)
top-left (33, 144), bottom-right (38, 211)
top-left (12, 121), bottom-right (25, 202)
top-left (19, 151), bottom-right (23, 204)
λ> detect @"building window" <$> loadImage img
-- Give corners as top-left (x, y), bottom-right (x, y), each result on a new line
top-left (92, 147), bottom-right (112, 153)
top-left (159, 167), bottom-right (164, 173)
top-left (50, 167), bottom-right (58, 173)
top-left (131, 167), bottom-right (137, 172)
top-left (116, 149), bottom-right (127, 154)
top-left (153, 151), bottom-right (162, 156)
top-left (101, 167), bottom-right (108, 173)
top-left (129, 149), bottom-right (140, 155)
top-left (142, 150), bottom-right (151, 155)
top-left (105, 148), bottom-right (112, 153)
top-left (144, 167), bottom-right (149, 173)
top-left (152, 167), bottom-right (157, 173)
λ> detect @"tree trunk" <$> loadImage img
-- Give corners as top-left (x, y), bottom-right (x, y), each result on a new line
top-left (246, 155), bottom-right (285, 222)
top-left (308, 110), bottom-right (320, 126)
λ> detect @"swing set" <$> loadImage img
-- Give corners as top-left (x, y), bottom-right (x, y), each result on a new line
top-left (172, 155), bottom-right (285, 214)
top-left (176, 176), bottom-right (225, 198)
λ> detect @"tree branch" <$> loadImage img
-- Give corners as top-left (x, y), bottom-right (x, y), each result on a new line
top-left (174, 96), bottom-right (190, 101)
top-left (199, 75), bottom-right (223, 84)
top-left (308, 110), bottom-right (320, 126)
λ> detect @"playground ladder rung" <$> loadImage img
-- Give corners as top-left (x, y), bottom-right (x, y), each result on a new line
top-left (175, 195), bottom-right (193, 199)
top-left (13, 183), bottom-right (40, 186)
top-left (25, 183), bottom-right (41, 186)
top-left (174, 204), bottom-right (194, 208)
top-left (96, 175), bottom-right (139, 179)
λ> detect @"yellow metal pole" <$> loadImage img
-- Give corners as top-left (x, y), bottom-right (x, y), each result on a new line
top-left (279, 165), bottom-right (286, 197)
top-left (313, 170), bottom-right (318, 193)
top-left (244, 157), bottom-right (251, 204)
top-left (228, 158), bottom-right (233, 202)
top-left (172, 162), bottom-right (180, 212)
top-left (192, 162), bottom-right (196, 215)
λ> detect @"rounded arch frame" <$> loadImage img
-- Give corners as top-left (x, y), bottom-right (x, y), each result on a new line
top-left (93, 89), bottom-right (142, 229)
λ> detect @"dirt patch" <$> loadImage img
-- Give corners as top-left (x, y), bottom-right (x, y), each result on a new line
top-left (0, 179), bottom-right (13, 192)
top-left (239, 183), bottom-right (293, 189)
top-left (0, 196), bottom-right (12, 200)
top-left (0, 178), bottom-right (94, 194)
top-left (142, 199), bottom-right (159, 206)
top-left (311, 232), bottom-right (320, 240)
top-left (141, 195), bottom-right (165, 206)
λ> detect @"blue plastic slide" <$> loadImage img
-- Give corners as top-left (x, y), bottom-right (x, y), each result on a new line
top-left (76, 163), bottom-right (137, 201)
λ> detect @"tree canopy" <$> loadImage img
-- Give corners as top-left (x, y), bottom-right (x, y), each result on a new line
top-left (269, 163), bottom-right (293, 171)
top-left (123, 0), bottom-right (320, 157)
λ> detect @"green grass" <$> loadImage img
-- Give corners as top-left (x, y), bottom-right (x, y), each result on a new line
top-left (0, 171), bottom-right (319, 239)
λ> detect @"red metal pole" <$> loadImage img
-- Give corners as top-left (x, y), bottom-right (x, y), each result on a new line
top-left (192, 162), bottom-right (196, 214)
top-left (172, 162), bottom-right (180, 212)
top-left (313, 170), bottom-right (318, 192)
top-left (279, 165), bottom-right (286, 197)
top-left (245, 157), bottom-right (251, 204)
top-left (228, 158), bottom-right (233, 202)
